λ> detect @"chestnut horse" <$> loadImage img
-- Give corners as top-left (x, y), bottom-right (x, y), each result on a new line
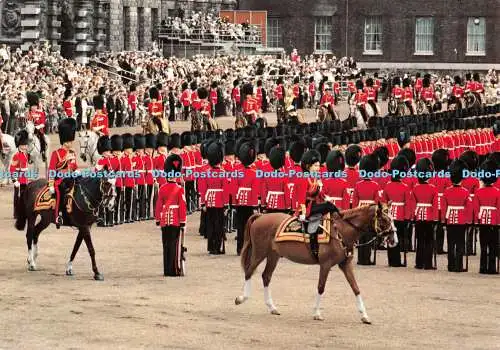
top-left (235, 203), bottom-right (397, 323)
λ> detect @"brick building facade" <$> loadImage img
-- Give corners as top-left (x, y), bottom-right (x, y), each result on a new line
top-left (240, 0), bottom-right (500, 70)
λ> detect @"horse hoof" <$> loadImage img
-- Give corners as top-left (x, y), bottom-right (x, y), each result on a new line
top-left (361, 316), bottom-right (372, 324)
top-left (94, 273), bottom-right (104, 281)
top-left (313, 314), bottom-right (324, 321)
top-left (235, 296), bottom-right (246, 305)
top-left (28, 265), bottom-right (36, 271)
top-left (66, 269), bottom-right (73, 276)
top-left (270, 309), bottom-right (280, 316)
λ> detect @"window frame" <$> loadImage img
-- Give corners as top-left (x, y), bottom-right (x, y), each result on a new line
top-left (414, 17), bottom-right (434, 56)
top-left (363, 16), bottom-right (383, 55)
top-left (466, 17), bottom-right (486, 56)
top-left (314, 16), bottom-right (332, 53)
top-left (267, 17), bottom-right (282, 48)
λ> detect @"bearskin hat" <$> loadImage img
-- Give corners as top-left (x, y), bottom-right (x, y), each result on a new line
top-left (98, 86), bottom-right (106, 96)
top-left (96, 135), bottom-right (111, 155)
top-left (168, 133), bottom-right (181, 150)
top-left (238, 142), bottom-right (256, 167)
top-left (345, 145), bottom-right (362, 167)
top-left (432, 149), bottom-right (451, 171)
top-left (122, 133), bottom-right (134, 150)
top-left (454, 76), bottom-right (461, 85)
top-left (415, 158), bottom-right (433, 182)
top-left (399, 148), bottom-right (416, 167)
top-left (156, 132), bottom-right (169, 148)
top-left (225, 139), bottom-right (235, 155)
top-left (315, 142), bottom-right (329, 164)
top-left (93, 95), bottom-right (104, 110)
top-left (27, 91), bottom-right (39, 107)
top-left (14, 130), bottom-right (29, 148)
top-left (494, 120), bottom-right (500, 137)
top-left (289, 140), bottom-right (306, 163)
top-left (233, 79), bottom-right (239, 87)
top-left (257, 138), bottom-right (266, 155)
top-left (145, 133), bottom-right (156, 149)
top-left (373, 146), bottom-right (389, 168)
top-left (309, 76), bottom-right (315, 83)
top-left (224, 129), bottom-right (235, 140)
top-left (301, 149), bottom-right (321, 172)
top-left (269, 146), bottom-right (285, 170)
top-left (459, 150), bottom-right (479, 171)
top-left (326, 150), bottom-right (345, 173)
top-left (355, 80), bottom-right (364, 91)
top-left (402, 78), bottom-right (411, 88)
top-left (366, 78), bottom-right (374, 87)
top-left (211, 81), bottom-right (218, 89)
top-left (110, 135), bottom-right (123, 152)
top-left (473, 72), bottom-right (480, 82)
top-left (293, 76), bottom-right (300, 84)
top-left (190, 81), bottom-right (198, 90)
top-left (197, 87), bottom-right (208, 100)
top-left (181, 131), bottom-right (192, 147)
top-left (164, 153), bottom-right (183, 174)
top-left (303, 135), bottom-right (313, 149)
top-left (449, 159), bottom-right (467, 185)
top-left (130, 83), bottom-right (137, 92)
top-left (479, 159), bottom-right (498, 185)
top-left (241, 83), bottom-right (254, 96)
top-left (359, 155), bottom-right (379, 175)
top-left (64, 89), bottom-right (72, 100)
top-left (149, 87), bottom-right (159, 100)
top-left (207, 141), bottom-right (224, 167)
top-left (181, 82), bottom-right (189, 90)
top-left (133, 133), bottom-right (145, 150)
top-left (423, 77), bottom-right (430, 88)
top-left (392, 77), bottom-right (401, 86)
top-left (390, 155), bottom-right (409, 180)
top-left (58, 117), bottom-right (77, 145)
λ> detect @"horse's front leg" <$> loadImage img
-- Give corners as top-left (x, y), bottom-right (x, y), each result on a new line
top-left (313, 262), bottom-right (332, 321)
top-left (66, 230), bottom-right (85, 276)
top-left (82, 228), bottom-right (104, 281)
top-left (26, 218), bottom-right (36, 271)
top-left (338, 257), bottom-right (371, 324)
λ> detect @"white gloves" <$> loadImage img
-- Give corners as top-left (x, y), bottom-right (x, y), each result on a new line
top-left (299, 214), bottom-right (306, 221)
top-left (49, 186), bottom-right (55, 194)
top-left (13, 181), bottom-right (20, 188)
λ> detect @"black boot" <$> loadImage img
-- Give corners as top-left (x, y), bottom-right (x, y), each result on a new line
top-left (310, 231), bottom-right (319, 260)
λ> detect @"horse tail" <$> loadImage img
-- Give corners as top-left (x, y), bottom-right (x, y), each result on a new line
top-left (14, 189), bottom-right (27, 231)
top-left (240, 213), bottom-right (260, 273)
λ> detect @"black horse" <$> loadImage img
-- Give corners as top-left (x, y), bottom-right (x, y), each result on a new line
top-left (14, 177), bottom-right (115, 280)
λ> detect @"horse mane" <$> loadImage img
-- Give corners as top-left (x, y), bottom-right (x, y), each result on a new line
top-left (340, 205), bottom-right (375, 219)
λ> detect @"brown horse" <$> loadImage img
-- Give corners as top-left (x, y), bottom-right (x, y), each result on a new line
top-left (235, 203), bottom-right (397, 323)
top-left (14, 177), bottom-right (115, 280)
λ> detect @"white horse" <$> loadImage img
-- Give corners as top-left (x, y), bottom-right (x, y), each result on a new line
top-left (0, 133), bottom-right (16, 185)
top-left (25, 121), bottom-right (49, 175)
top-left (349, 103), bottom-right (370, 130)
top-left (78, 129), bottom-right (100, 166)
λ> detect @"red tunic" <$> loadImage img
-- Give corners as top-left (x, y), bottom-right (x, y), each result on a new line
top-left (191, 91), bottom-right (201, 110)
top-left (128, 93), bottom-right (137, 111)
top-left (287, 163), bottom-right (302, 211)
top-left (197, 166), bottom-right (230, 208)
top-left (322, 178), bottom-right (349, 210)
top-left (9, 151), bottom-right (30, 184)
top-left (260, 164), bottom-right (290, 210)
top-left (392, 87), bottom-right (404, 99)
top-left (274, 85), bottom-right (284, 100)
top-left (441, 185), bottom-right (472, 224)
top-left (380, 181), bottom-right (413, 221)
top-left (63, 100), bottom-right (73, 117)
top-left (294, 178), bottom-right (324, 216)
top-left (120, 154), bottom-right (135, 188)
top-left (180, 89), bottom-right (191, 107)
top-left (256, 87), bottom-right (263, 110)
top-left (472, 186), bottom-right (500, 225)
top-left (133, 154), bottom-right (145, 185)
top-left (143, 153), bottom-right (154, 185)
top-left (148, 100), bottom-right (163, 117)
top-left (110, 155), bottom-right (122, 187)
top-left (199, 100), bottom-right (212, 119)
top-left (411, 183), bottom-right (439, 221)
top-left (333, 82), bottom-right (341, 96)
top-left (364, 87), bottom-right (377, 101)
top-left (320, 94), bottom-right (334, 105)
top-left (403, 87), bottom-right (413, 102)
top-left (352, 179), bottom-right (380, 208)
top-left (421, 87), bottom-right (435, 101)
top-left (210, 89), bottom-right (218, 106)
top-left (429, 176), bottom-right (452, 212)
top-left (232, 87), bottom-right (240, 103)
top-left (28, 110), bottom-right (46, 134)
top-left (293, 84), bottom-right (300, 98)
top-left (309, 82), bottom-right (316, 96)
top-left (155, 181), bottom-right (187, 227)
top-left (95, 156), bottom-right (112, 172)
top-left (242, 97), bottom-right (258, 115)
top-left (354, 92), bottom-right (368, 107)
top-left (344, 167), bottom-right (360, 207)
top-left (154, 153), bottom-right (168, 186)
top-left (414, 78), bottom-right (423, 93)
top-left (233, 167), bottom-right (260, 207)
top-left (47, 147), bottom-right (77, 186)
top-left (452, 86), bottom-right (464, 98)
top-left (90, 111), bottom-right (109, 136)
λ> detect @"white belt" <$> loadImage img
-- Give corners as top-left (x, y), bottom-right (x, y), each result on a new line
top-left (391, 202), bottom-right (404, 206)
top-left (20, 168), bottom-right (29, 171)
top-left (416, 203), bottom-right (432, 207)
top-left (207, 189), bottom-right (222, 192)
top-left (238, 187), bottom-right (251, 192)
top-left (359, 200), bottom-right (375, 205)
top-left (331, 196), bottom-right (342, 201)
top-left (169, 205), bottom-right (179, 208)
top-left (446, 206), bottom-right (464, 219)
top-left (479, 206), bottom-right (496, 217)
top-left (266, 191), bottom-right (284, 203)
top-left (438, 193), bottom-right (443, 197)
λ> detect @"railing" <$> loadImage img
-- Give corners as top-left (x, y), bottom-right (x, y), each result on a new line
top-left (88, 58), bottom-right (139, 83)
top-left (156, 26), bottom-right (263, 45)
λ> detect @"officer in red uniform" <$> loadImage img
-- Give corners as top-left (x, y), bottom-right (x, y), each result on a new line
top-left (364, 78), bottom-right (380, 116)
top-left (198, 141), bottom-right (230, 254)
top-left (180, 82), bottom-right (191, 121)
top-left (148, 87), bottom-right (165, 132)
top-left (133, 134), bottom-right (146, 221)
top-left (274, 77), bottom-right (285, 108)
top-left (402, 78), bottom-right (415, 114)
top-left (10, 130), bottom-right (30, 218)
top-left (63, 89), bottom-right (73, 118)
top-left (473, 159), bottom-right (499, 274)
top-left (333, 75), bottom-right (341, 105)
top-left (261, 146), bottom-right (290, 213)
top-left (353, 80), bottom-right (368, 121)
top-left (343, 145), bottom-right (362, 208)
top-left (411, 158), bottom-right (439, 270)
top-left (26, 92), bottom-right (47, 161)
top-left (234, 142), bottom-right (260, 255)
top-left (441, 160), bottom-right (473, 272)
top-left (197, 87), bottom-right (215, 129)
top-left (95, 135), bottom-right (113, 227)
top-left (421, 77), bottom-right (436, 110)
top-left (319, 86), bottom-right (336, 120)
top-left (352, 154), bottom-right (381, 265)
top-left (391, 77), bottom-right (404, 101)
top-left (48, 118), bottom-right (78, 228)
top-left (127, 84), bottom-right (138, 126)
top-left (153, 132), bottom-right (169, 211)
top-left (381, 155), bottom-right (413, 267)
top-left (181, 131), bottom-right (195, 214)
top-left (308, 76), bottom-right (316, 108)
top-left (155, 153), bottom-right (187, 276)
top-left (110, 135), bottom-right (123, 225)
top-left (322, 150), bottom-right (349, 210)
top-left (120, 134), bottom-right (135, 223)
top-left (232, 80), bottom-right (241, 117)
top-left (90, 95), bottom-right (109, 136)
top-left (450, 76), bottom-right (464, 110)
top-left (143, 133), bottom-right (156, 219)
top-left (241, 84), bottom-right (258, 125)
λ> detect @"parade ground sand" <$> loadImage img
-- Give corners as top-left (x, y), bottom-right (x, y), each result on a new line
top-left (0, 107), bottom-right (498, 350)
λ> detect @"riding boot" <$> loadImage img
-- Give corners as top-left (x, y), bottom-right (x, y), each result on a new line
top-left (105, 208), bottom-right (114, 227)
top-left (309, 230), bottom-right (319, 260)
top-left (56, 189), bottom-right (65, 229)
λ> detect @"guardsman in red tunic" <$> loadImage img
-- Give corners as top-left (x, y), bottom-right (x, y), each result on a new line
top-left (120, 133), bottom-right (135, 223)
top-left (197, 88), bottom-right (215, 130)
top-left (148, 87), bottom-right (165, 132)
top-left (352, 154), bottom-right (381, 265)
top-left (241, 84), bottom-right (259, 125)
top-left (402, 78), bottom-right (415, 115)
top-left (110, 135), bottom-right (123, 225)
top-left (234, 142), bottom-right (260, 255)
top-left (411, 158), bottom-right (439, 270)
top-left (232, 80), bottom-right (241, 117)
top-left (10, 130), bottom-right (30, 218)
top-left (190, 82), bottom-right (200, 111)
top-left (95, 136), bottom-right (113, 227)
top-left (430, 149), bottom-right (452, 254)
top-left (143, 133), bottom-right (156, 219)
top-left (421, 77), bottom-right (435, 110)
top-left (155, 154), bottom-right (187, 276)
top-left (153, 132), bottom-right (169, 210)
top-left (26, 92), bottom-right (47, 161)
top-left (198, 141), bottom-right (230, 254)
top-left (347, 79), bottom-right (356, 103)
top-left (343, 145), bottom-right (362, 209)
top-left (133, 134), bottom-right (146, 221)
top-left (414, 73), bottom-right (423, 98)
top-left (353, 80), bottom-right (368, 121)
top-left (450, 76), bottom-right (464, 110)
top-left (319, 86), bottom-right (336, 120)
top-left (441, 160), bottom-right (473, 272)
top-left (322, 150), bottom-right (349, 210)
top-left (308, 76), bottom-right (316, 108)
top-left (292, 76), bottom-right (300, 110)
top-left (180, 82), bottom-right (191, 121)
top-left (391, 77), bottom-right (404, 101)
top-left (274, 77), bottom-right (284, 108)
top-left (48, 118), bottom-right (78, 228)
top-left (210, 81), bottom-right (218, 117)
top-left (90, 95), bottom-right (109, 136)
top-left (333, 75), bottom-right (341, 105)
top-left (364, 78), bottom-right (380, 116)
top-left (256, 80), bottom-right (264, 112)
top-left (287, 140), bottom-right (306, 213)
top-left (261, 146), bottom-right (290, 213)
top-left (128, 84), bottom-right (138, 126)
top-left (63, 89), bottom-right (73, 118)
top-left (381, 155), bottom-right (413, 267)
top-left (473, 159), bottom-right (499, 274)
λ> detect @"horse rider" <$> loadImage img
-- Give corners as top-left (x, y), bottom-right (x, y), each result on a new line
top-left (318, 84), bottom-right (336, 119)
top-left (90, 95), bottom-right (109, 136)
top-left (95, 135), bottom-right (113, 227)
top-left (198, 87), bottom-right (217, 130)
top-left (472, 72), bottom-right (486, 105)
top-left (10, 130), bottom-right (30, 218)
top-left (450, 76), bottom-right (465, 110)
top-left (148, 87), bottom-right (165, 132)
top-left (472, 159), bottom-right (499, 274)
top-left (110, 134), bottom-right (123, 225)
top-left (364, 78), bottom-right (380, 116)
top-left (48, 117), bottom-right (78, 229)
top-left (402, 78), bottom-right (416, 114)
top-left (353, 80), bottom-right (369, 121)
top-left (414, 73), bottom-right (423, 99)
top-left (421, 76), bottom-right (436, 112)
top-left (26, 92), bottom-right (48, 161)
top-left (241, 84), bottom-right (259, 125)
top-left (294, 149), bottom-right (341, 258)
top-left (155, 153), bottom-right (187, 276)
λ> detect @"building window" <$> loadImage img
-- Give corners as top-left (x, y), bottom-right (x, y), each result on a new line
top-left (415, 17), bottom-right (434, 55)
top-left (314, 17), bottom-right (332, 52)
top-left (467, 17), bottom-right (485, 55)
top-left (267, 18), bottom-right (282, 48)
top-left (364, 16), bottom-right (382, 54)
top-left (123, 7), bottom-right (130, 51)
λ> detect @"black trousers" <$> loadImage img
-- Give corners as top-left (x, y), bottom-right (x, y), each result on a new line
top-left (35, 130), bottom-right (47, 155)
top-left (415, 221), bottom-right (434, 269)
top-left (161, 226), bottom-right (181, 276)
top-left (206, 207), bottom-right (224, 254)
top-left (123, 187), bottom-right (133, 222)
top-left (183, 106), bottom-right (190, 121)
top-left (146, 184), bottom-right (153, 219)
top-left (114, 187), bottom-right (122, 224)
top-left (129, 109), bottom-right (136, 126)
top-left (185, 181), bottom-right (195, 213)
top-left (134, 184), bottom-right (145, 220)
top-left (447, 225), bottom-right (466, 272)
top-left (435, 222), bottom-right (446, 254)
top-left (13, 184), bottom-right (27, 218)
top-left (387, 221), bottom-right (404, 267)
top-left (236, 206), bottom-right (255, 255)
top-left (466, 226), bottom-right (476, 256)
top-left (479, 226), bottom-right (498, 274)
top-left (199, 210), bottom-right (207, 238)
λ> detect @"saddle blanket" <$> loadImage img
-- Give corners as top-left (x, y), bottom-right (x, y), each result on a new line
top-left (34, 186), bottom-right (56, 211)
top-left (275, 214), bottom-right (331, 244)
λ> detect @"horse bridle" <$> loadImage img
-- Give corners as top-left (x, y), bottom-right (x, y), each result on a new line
top-left (78, 179), bottom-right (114, 216)
top-left (80, 131), bottom-right (98, 162)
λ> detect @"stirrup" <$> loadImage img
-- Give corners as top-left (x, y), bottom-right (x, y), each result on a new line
top-left (56, 213), bottom-right (63, 228)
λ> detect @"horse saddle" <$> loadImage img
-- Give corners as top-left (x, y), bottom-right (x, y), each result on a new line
top-left (306, 214), bottom-right (322, 234)
top-left (275, 214), bottom-right (331, 244)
